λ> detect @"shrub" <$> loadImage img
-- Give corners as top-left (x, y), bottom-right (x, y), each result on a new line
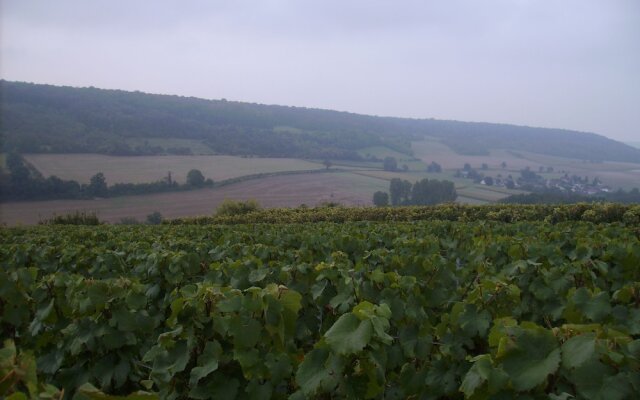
top-left (39, 211), bottom-right (102, 225)
top-left (215, 199), bottom-right (261, 216)
top-left (146, 211), bottom-right (163, 225)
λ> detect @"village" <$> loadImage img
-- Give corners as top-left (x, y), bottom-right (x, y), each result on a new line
top-left (455, 163), bottom-right (612, 196)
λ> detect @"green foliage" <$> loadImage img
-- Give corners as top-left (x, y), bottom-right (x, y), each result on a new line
top-left (426, 161), bottom-right (442, 173)
top-left (169, 203), bottom-right (640, 225)
top-left (382, 156), bottom-right (397, 171)
top-left (215, 199), bottom-right (261, 216)
top-left (186, 169), bottom-right (205, 187)
top-left (5, 80), bottom-right (639, 162)
top-left (1, 153), bottom-right (211, 201)
top-left (410, 178), bottom-right (457, 205)
top-left (388, 178), bottom-right (457, 206)
top-left (87, 173), bottom-right (108, 198)
top-left (118, 217), bottom-right (141, 225)
top-left (38, 211), bottom-right (102, 225)
top-left (372, 191), bottom-right (389, 207)
top-left (0, 339), bottom-right (63, 399)
top-left (1, 208), bottom-right (639, 398)
top-left (0, 81), bottom-right (402, 160)
top-left (389, 178), bottom-right (411, 205)
top-left (145, 212), bottom-right (163, 225)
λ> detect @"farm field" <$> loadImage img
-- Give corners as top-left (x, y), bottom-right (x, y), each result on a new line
top-left (411, 139), bottom-right (640, 190)
top-left (0, 171), bottom-right (389, 225)
top-left (2, 207), bottom-right (639, 398)
top-left (350, 169), bottom-right (526, 202)
top-left (0, 164), bottom-right (532, 225)
top-left (512, 151), bottom-right (640, 190)
top-left (412, 139), bottom-right (550, 171)
top-left (124, 137), bottom-right (216, 155)
top-left (22, 154), bottom-right (324, 184)
top-left (357, 145), bottom-right (427, 171)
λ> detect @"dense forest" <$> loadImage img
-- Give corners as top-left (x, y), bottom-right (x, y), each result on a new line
top-left (2, 80), bottom-right (640, 162)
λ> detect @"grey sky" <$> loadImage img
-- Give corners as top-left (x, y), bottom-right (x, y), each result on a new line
top-left (1, 0), bottom-right (639, 142)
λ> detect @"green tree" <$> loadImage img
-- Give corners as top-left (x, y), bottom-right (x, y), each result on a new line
top-left (216, 199), bottom-right (261, 216)
top-left (6, 152), bottom-right (33, 196)
top-left (87, 172), bottom-right (108, 197)
top-left (6, 152), bottom-right (30, 185)
top-left (146, 211), bottom-right (163, 225)
top-left (322, 160), bottom-right (332, 170)
top-left (372, 191), bottom-right (389, 206)
top-left (389, 178), bottom-right (403, 205)
top-left (410, 178), bottom-right (457, 205)
top-left (389, 178), bottom-right (412, 206)
top-left (427, 162), bottom-right (442, 173)
top-left (383, 157), bottom-right (398, 171)
top-left (187, 169), bottom-right (205, 187)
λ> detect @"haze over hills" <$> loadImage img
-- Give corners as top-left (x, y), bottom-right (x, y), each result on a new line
top-left (2, 80), bottom-right (639, 163)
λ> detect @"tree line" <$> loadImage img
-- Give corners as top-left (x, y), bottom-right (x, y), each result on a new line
top-left (373, 177), bottom-right (457, 206)
top-left (0, 153), bottom-right (212, 201)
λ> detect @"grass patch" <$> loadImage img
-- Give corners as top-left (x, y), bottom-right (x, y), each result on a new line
top-left (23, 154), bottom-right (324, 184)
top-left (125, 138), bottom-right (216, 155)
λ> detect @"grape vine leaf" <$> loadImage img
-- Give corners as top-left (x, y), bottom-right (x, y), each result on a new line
top-left (324, 313), bottom-right (373, 355)
top-left (497, 323), bottom-right (560, 391)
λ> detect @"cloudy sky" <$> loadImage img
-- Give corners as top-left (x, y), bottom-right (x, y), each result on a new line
top-left (1, 0), bottom-right (639, 142)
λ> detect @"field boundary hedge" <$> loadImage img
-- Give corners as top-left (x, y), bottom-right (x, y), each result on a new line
top-left (166, 203), bottom-right (640, 225)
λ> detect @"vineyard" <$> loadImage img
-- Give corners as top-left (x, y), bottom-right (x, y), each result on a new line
top-left (1, 205), bottom-right (640, 399)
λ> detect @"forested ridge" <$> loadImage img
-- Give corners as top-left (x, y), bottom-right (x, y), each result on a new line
top-left (2, 80), bottom-right (640, 163)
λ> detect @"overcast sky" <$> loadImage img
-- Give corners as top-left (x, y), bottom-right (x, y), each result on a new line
top-left (1, 0), bottom-right (639, 142)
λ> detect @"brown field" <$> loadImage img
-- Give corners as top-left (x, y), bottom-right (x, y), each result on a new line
top-left (23, 154), bottom-right (323, 184)
top-left (0, 172), bottom-right (389, 225)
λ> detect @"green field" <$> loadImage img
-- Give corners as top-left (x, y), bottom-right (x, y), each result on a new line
top-left (124, 137), bottom-right (216, 155)
top-left (23, 154), bottom-right (324, 184)
top-left (355, 146), bottom-right (424, 170)
top-left (2, 204), bottom-right (639, 398)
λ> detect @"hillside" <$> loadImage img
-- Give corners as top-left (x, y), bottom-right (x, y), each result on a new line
top-left (2, 80), bottom-right (640, 163)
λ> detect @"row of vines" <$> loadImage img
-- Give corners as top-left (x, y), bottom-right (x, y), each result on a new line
top-left (1, 215), bottom-right (639, 398)
top-left (167, 203), bottom-right (640, 225)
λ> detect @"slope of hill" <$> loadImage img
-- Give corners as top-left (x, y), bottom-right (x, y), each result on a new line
top-left (2, 80), bottom-right (639, 163)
